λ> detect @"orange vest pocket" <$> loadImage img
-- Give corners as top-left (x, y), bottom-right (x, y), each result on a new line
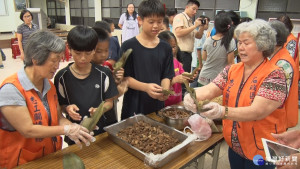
top-left (17, 147), bottom-right (44, 166)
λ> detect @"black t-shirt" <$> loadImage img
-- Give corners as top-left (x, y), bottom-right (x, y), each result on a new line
top-left (54, 63), bottom-right (118, 144)
top-left (121, 37), bottom-right (175, 119)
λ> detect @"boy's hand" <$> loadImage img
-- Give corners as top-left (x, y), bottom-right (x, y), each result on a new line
top-left (157, 93), bottom-right (169, 101)
top-left (88, 107), bottom-right (97, 116)
top-left (114, 68), bottom-right (124, 84)
top-left (145, 83), bottom-right (163, 99)
top-left (66, 104), bottom-right (82, 121)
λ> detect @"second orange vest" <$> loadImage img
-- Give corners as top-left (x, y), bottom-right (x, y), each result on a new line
top-left (269, 48), bottom-right (299, 128)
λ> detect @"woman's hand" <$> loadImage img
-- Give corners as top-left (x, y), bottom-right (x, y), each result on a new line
top-left (183, 93), bottom-right (197, 113)
top-left (272, 130), bottom-right (300, 149)
top-left (64, 123), bottom-right (96, 149)
top-left (201, 102), bottom-right (225, 119)
top-left (65, 104), bottom-right (82, 121)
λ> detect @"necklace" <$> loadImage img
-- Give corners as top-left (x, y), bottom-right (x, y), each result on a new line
top-left (70, 65), bottom-right (90, 76)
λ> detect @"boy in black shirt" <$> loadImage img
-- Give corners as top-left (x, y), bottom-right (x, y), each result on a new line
top-left (54, 26), bottom-right (118, 145)
top-left (121, 0), bottom-right (175, 119)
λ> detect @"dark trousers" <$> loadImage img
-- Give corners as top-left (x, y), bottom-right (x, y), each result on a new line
top-left (228, 147), bottom-right (275, 169)
top-left (180, 51), bottom-right (192, 73)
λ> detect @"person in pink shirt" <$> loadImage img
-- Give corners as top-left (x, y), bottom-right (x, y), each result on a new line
top-left (158, 31), bottom-right (193, 106)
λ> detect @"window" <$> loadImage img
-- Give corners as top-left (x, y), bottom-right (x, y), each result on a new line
top-left (257, 0), bottom-right (300, 20)
top-left (46, 0), bottom-right (66, 24)
top-left (101, 0), bottom-right (240, 28)
top-left (70, 0), bottom-right (95, 26)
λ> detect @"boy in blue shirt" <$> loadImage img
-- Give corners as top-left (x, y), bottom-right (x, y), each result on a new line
top-left (121, 0), bottom-right (175, 119)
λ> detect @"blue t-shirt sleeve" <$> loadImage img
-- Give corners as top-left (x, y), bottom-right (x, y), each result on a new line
top-left (0, 84), bottom-right (26, 107)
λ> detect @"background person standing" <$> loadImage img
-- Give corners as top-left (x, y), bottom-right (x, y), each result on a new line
top-left (118, 3), bottom-right (139, 43)
top-left (173, 0), bottom-right (204, 73)
top-left (17, 9), bottom-right (39, 61)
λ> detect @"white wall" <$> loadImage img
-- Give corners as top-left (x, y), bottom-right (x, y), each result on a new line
top-left (30, 0), bottom-right (47, 15)
top-left (0, 0), bottom-right (23, 32)
top-left (239, 0), bottom-right (258, 19)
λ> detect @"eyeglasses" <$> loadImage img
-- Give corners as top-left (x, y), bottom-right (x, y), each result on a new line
top-left (23, 15), bottom-right (31, 18)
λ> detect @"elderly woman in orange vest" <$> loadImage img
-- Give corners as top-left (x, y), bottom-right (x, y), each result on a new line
top-left (0, 31), bottom-right (95, 169)
top-left (184, 19), bottom-right (288, 169)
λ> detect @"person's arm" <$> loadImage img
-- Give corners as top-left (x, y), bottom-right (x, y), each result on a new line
top-left (195, 26), bottom-right (204, 39)
top-left (195, 82), bottom-right (223, 101)
top-left (16, 33), bottom-right (24, 60)
top-left (89, 98), bottom-right (114, 116)
top-left (118, 14), bottom-right (124, 29)
top-left (202, 50), bottom-right (207, 61)
top-left (197, 49), bottom-right (203, 69)
top-left (118, 24), bottom-right (123, 29)
top-left (223, 96), bottom-right (282, 121)
top-left (174, 16), bottom-right (200, 37)
top-left (227, 51), bottom-right (235, 65)
top-left (1, 105), bottom-right (66, 138)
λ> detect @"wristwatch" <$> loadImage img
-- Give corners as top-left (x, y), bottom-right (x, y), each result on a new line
top-left (223, 106), bottom-right (228, 119)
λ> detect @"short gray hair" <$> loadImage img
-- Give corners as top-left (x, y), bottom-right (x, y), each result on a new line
top-left (269, 20), bottom-right (289, 46)
top-left (234, 19), bottom-right (276, 58)
top-left (24, 30), bottom-right (65, 66)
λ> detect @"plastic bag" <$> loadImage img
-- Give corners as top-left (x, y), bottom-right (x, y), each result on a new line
top-left (184, 114), bottom-right (212, 141)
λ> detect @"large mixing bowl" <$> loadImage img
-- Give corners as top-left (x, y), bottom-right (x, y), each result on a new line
top-left (158, 105), bottom-right (193, 130)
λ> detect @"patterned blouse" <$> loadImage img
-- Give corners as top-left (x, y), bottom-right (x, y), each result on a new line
top-left (212, 65), bottom-right (287, 158)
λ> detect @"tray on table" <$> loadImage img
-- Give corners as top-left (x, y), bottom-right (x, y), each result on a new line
top-left (104, 114), bottom-right (194, 168)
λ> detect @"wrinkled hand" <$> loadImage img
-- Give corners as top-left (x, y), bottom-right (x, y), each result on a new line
top-left (114, 68), bottom-right (124, 84)
top-left (66, 104), bottom-right (81, 121)
top-left (201, 102), bottom-right (224, 119)
top-left (145, 83), bottom-right (163, 99)
top-left (183, 93), bottom-right (197, 113)
top-left (64, 123), bottom-right (96, 149)
top-left (272, 130), bottom-right (300, 149)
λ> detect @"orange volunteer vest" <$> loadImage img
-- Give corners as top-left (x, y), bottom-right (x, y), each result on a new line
top-left (285, 33), bottom-right (299, 80)
top-left (269, 48), bottom-right (299, 128)
top-left (0, 73), bottom-right (62, 169)
top-left (222, 60), bottom-right (287, 160)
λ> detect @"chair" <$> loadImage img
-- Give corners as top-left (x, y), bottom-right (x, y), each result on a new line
top-left (10, 38), bottom-right (20, 59)
top-left (63, 42), bottom-right (72, 62)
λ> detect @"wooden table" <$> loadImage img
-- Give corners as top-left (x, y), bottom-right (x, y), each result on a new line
top-left (15, 113), bottom-right (224, 169)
